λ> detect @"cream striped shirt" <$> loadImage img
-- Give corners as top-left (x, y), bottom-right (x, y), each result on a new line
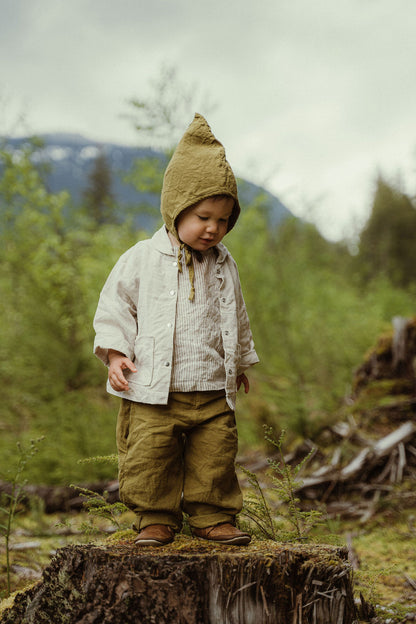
top-left (170, 248), bottom-right (227, 391)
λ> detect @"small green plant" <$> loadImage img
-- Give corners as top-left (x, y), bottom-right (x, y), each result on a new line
top-left (240, 427), bottom-right (323, 541)
top-left (238, 465), bottom-right (280, 540)
top-left (265, 426), bottom-right (323, 540)
top-left (0, 437), bottom-right (44, 597)
top-left (70, 454), bottom-right (130, 535)
top-left (71, 486), bottom-right (130, 534)
top-left (77, 454), bottom-right (118, 465)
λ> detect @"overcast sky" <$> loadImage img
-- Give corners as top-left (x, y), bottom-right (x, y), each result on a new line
top-left (1, 0), bottom-right (415, 241)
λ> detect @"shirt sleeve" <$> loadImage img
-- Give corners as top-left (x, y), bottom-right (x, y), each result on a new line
top-left (93, 250), bottom-right (139, 366)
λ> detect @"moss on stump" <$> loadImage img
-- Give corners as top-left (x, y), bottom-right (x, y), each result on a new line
top-left (0, 537), bottom-right (356, 624)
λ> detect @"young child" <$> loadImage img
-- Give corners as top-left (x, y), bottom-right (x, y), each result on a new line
top-left (93, 113), bottom-right (259, 547)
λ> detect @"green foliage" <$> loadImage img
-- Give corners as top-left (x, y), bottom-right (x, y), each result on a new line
top-left (0, 144), bottom-right (140, 484)
top-left (238, 466), bottom-right (279, 540)
top-left (228, 206), bottom-right (415, 441)
top-left (1, 148), bottom-right (90, 397)
top-left (263, 427), bottom-right (323, 540)
top-left (0, 437), bottom-right (44, 597)
top-left (124, 154), bottom-right (166, 195)
top-left (0, 144), bottom-right (141, 393)
top-left (16, 393), bottom-right (121, 484)
top-left (78, 454), bottom-right (118, 465)
top-left (71, 486), bottom-right (129, 533)
top-left (82, 150), bottom-right (115, 224)
top-left (240, 427), bottom-right (322, 541)
top-left (357, 175), bottom-right (416, 287)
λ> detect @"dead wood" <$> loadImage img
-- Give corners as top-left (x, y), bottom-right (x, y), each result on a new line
top-left (295, 421), bottom-right (416, 519)
top-left (0, 480), bottom-right (120, 514)
top-left (0, 539), bottom-right (356, 624)
top-left (353, 316), bottom-right (416, 395)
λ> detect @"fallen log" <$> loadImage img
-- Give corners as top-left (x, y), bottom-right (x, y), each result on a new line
top-left (0, 480), bottom-right (119, 514)
top-left (0, 538), bottom-right (356, 624)
top-left (298, 421), bottom-right (416, 495)
top-left (293, 421), bottom-right (416, 521)
top-left (340, 421), bottom-right (416, 482)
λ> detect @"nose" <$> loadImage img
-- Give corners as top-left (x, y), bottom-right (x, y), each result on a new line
top-left (206, 219), bottom-right (219, 234)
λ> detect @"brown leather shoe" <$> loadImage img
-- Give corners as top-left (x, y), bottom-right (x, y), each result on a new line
top-left (134, 524), bottom-right (175, 547)
top-left (193, 523), bottom-right (251, 545)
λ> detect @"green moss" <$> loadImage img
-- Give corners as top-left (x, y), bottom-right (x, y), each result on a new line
top-left (106, 528), bottom-right (136, 543)
top-left (354, 380), bottom-right (403, 406)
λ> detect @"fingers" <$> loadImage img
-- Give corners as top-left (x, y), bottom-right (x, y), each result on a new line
top-left (124, 359), bottom-right (137, 373)
top-left (237, 374), bottom-right (250, 394)
top-left (109, 370), bottom-right (129, 391)
top-left (108, 357), bottom-right (137, 391)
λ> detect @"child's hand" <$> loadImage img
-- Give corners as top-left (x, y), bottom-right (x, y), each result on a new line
top-left (108, 349), bottom-right (137, 391)
top-left (237, 373), bottom-right (250, 394)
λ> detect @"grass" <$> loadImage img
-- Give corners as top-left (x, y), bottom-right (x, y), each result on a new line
top-left (350, 513), bottom-right (416, 618)
top-left (310, 511), bottom-right (416, 621)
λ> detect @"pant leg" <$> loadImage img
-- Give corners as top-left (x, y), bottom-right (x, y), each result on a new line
top-left (181, 391), bottom-right (243, 529)
top-left (116, 399), bottom-right (184, 531)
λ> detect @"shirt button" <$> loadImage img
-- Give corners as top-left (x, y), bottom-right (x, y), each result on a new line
top-left (167, 322), bottom-right (173, 328)
top-left (225, 330), bottom-right (229, 335)
top-left (216, 268), bottom-right (221, 274)
top-left (169, 290), bottom-right (175, 296)
top-left (165, 362), bottom-right (170, 367)
top-left (228, 369), bottom-right (233, 375)
top-left (221, 298), bottom-right (226, 303)
top-left (172, 261), bottom-right (178, 267)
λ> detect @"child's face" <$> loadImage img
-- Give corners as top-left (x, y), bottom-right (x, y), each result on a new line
top-left (176, 196), bottom-right (235, 251)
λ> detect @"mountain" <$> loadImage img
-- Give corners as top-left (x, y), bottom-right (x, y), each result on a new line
top-left (4, 133), bottom-right (292, 231)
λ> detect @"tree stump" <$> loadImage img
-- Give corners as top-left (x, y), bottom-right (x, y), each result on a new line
top-left (0, 537), bottom-right (356, 624)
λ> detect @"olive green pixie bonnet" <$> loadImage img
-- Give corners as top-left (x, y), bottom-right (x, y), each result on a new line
top-left (160, 113), bottom-right (240, 240)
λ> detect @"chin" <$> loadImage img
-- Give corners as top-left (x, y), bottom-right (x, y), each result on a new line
top-left (198, 240), bottom-right (216, 249)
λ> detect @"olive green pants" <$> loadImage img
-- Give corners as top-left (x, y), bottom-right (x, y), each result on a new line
top-left (116, 390), bottom-right (243, 531)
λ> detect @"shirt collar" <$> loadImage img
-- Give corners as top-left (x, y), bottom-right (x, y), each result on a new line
top-left (151, 226), bottom-right (176, 255)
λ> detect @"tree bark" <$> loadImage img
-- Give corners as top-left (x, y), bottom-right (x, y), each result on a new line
top-left (0, 539), bottom-right (356, 624)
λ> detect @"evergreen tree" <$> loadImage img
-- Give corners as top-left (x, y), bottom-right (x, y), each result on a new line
top-left (83, 150), bottom-right (115, 224)
top-left (358, 176), bottom-right (416, 286)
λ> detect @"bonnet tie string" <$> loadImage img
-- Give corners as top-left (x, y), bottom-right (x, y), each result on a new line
top-left (177, 243), bottom-right (195, 302)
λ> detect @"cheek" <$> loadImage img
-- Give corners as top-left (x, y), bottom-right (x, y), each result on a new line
top-left (220, 223), bottom-right (228, 236)
top-left (177, 219), bottom-right (197, 241)
top-left (177, 222), bottom-right (184, 238)
top-left (177, 220), bottom-right (188, 237)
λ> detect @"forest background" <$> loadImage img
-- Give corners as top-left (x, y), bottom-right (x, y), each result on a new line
top-left (1, 80), bottom-right (416, 488)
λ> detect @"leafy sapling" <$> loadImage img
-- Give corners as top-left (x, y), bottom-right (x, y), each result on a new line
top-left (0, 437), bottom-right (44, 597)
top-left (240, 427), bottom-right (322, 541)
top-left (71, 485), bottom-right (129, 533)
top-left (238, 465), bottom-right (280, 540)
top-left (264, 426), bottom-right (323, 540)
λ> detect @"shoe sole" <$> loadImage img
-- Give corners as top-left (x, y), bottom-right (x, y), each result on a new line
top-left (134, 538), bottom-right (173, 547)
top-left (216, 537), bottom-right (251, 545)
top-left (196, 535), bottom-right (251, 546)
